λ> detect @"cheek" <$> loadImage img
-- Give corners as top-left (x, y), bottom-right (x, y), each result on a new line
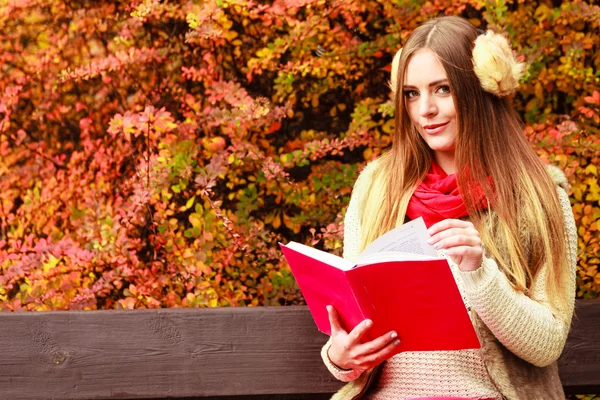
top-left (442, 98), bottom-right (457, 119)
top-left (405, 102), bottom-right (420, 124)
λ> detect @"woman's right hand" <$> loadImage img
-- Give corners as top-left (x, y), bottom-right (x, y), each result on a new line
top-left (326, 305), bottom-right (401, 371)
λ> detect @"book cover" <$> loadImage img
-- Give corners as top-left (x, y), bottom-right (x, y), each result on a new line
top-left (280, 218), bottom-right (480, 353)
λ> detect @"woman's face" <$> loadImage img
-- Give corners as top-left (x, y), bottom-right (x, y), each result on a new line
top-left (403, 48), bottom-right (457, 169)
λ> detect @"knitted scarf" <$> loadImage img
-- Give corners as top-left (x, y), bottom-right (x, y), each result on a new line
top-left (406, 161), bottom-right (488, 228)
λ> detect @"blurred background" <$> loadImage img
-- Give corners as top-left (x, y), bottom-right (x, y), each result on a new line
top-left (0, 0), bottom-right (598, 316)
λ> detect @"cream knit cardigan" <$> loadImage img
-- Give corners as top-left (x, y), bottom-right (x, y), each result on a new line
top-left (321, 159), bottom-right (578, 400)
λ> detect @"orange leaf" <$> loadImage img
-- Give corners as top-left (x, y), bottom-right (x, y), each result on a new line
top-left (381, 64), bottom-right (392, 72)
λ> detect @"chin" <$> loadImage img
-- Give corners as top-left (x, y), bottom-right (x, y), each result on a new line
top-left (427, 141), bottom-right (455, 153)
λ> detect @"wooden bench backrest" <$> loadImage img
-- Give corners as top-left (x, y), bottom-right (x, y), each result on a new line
top-left (0, 301), bottom-right (598, 399)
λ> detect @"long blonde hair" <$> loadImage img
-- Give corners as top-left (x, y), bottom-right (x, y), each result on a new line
top-left (361, 16), bottom-right (569, 309)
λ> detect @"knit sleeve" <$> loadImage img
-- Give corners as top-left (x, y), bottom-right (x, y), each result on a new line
top-left (342, 183), bottom-right (363, 264)
top-left (343, 159), bottom-right (379, 263)
top-left (459, 186), bottom-right (577, 367)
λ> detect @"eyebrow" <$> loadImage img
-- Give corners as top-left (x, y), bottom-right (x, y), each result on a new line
top-left (403, 79), bottom-right (449, 89)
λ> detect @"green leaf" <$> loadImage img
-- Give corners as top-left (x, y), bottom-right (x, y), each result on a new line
top-left (185, 196), bottom-right (196, 210)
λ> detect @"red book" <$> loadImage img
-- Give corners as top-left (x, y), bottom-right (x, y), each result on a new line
top-left (279, 242), bottom-right (481, 353)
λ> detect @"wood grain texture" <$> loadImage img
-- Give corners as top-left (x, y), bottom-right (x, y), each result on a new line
top-left (559, 299), bottom-right (600, 394)
top-left (0, 301), bottom-right (597, 400)
top-left (0, 307), bottom-right (343, 400)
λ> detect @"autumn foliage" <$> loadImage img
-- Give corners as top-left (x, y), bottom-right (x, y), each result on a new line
top-left (0, 0), bottom-right (599, 311)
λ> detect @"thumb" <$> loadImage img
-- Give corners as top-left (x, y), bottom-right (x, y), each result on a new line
top-left (327, 305), bottom-right (347, 335)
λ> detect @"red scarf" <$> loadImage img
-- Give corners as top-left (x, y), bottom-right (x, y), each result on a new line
top-left (406, 161), bottom-right (489, 228)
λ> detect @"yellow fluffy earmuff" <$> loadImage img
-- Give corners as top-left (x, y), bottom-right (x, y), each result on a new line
top-left (389, 47), bottom-right (402, 96)
top-left (472, 31), bottom-right (527, 97)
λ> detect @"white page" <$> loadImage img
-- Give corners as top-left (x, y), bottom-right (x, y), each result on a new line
top-left (357, 217), bottom-right (438, 263)
top-left (355, 251), bottom-right (440, 268)
top-left (284, 241), bottom-right (355, 271)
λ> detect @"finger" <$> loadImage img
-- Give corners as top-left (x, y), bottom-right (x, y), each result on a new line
top-left (434, 234), bottom-right (482, 250)
top-left (428, 219), bottom-right (472, 236)
top-left (428, 227), bottom-right (479, 245)
top-left (348, 318), bottom-right (374, 344)
top-left (326, 305), bottom-right (347, 335)
top-left (444, 246), bottom-right (483, 258)
top-left (357, 330), bottom-right (399, 355)
top-left (357, 335), bottom-right (401, 370)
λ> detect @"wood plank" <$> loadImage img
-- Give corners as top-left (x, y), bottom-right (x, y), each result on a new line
top-left (559, 299), bottom-right (600, 394)
top-left (0, 301), bottom-right (597, 400)
top-left (0, 307), bottom-right (343, 399)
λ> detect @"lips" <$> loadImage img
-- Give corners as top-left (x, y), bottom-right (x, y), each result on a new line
top-left (423, 121), bottom-right (449, 134)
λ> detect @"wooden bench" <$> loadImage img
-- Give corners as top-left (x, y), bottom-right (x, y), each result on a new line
top-left (0, 300), bottom-right (598, 399)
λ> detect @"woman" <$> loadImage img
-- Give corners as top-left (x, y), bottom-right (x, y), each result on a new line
top-left (321, 16), bottom-right (577, 400)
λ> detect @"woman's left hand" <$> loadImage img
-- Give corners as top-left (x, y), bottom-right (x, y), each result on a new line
top-left (427, 219), bottom-right (483, 272)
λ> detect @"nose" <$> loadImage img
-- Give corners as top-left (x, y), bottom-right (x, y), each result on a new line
top-left (419, 94), bottom-right (437, 118)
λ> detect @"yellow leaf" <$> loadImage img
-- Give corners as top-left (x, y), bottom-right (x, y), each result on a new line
top-left (311, 94), bottom-right (319, 108)
top-left (468, 18), bottom-right (481, 27)
top-left (219, 16), bottom-right (233, 30)
top-left (382, 118), bottom-right (394, 134)
top-left (185, 196), bottom-right (196, 210)
top-left (272, 214), bottom-right (281, 229)
top-left (256, 47), bottom-right (270, 58)
top-left (585, 164), bottom-right (598, 176)
top-left (189, 213), bottom-right (202, 227)
top-left (224, 30), bottom-right (238, 41)
top-left (197, 261), bottom-right (211, 275)
top-left (572, 183), bottom-right (584, 201)
top-left (535, 82), bottom-right (544, 102)
top-left (525, 98), bottom-right (538, 112)
top-left (534, 4), bottom-right (551, 21)
top-left (283, 213), bottom-right (300, 233)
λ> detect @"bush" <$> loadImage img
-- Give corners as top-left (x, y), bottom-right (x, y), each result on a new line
top-left (0, 0), bottom-right (598, 310)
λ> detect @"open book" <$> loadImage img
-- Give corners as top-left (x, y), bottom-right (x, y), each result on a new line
top-left (279, 218), bottom-right (480, 353)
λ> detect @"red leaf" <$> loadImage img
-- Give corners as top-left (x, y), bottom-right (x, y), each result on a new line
top-left (267, 121), bottom-right (281, 134)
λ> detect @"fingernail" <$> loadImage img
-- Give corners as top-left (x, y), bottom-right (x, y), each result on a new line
top-left (427, 238), bottom-right (433, 244)
top-left (394, 339), bottom-right (400, 346)
top-left (432, 243), bottom-right (439, 249)
top-left (326, 305), bottom-right (331, 312)
top-left (391, 332), bottom-right (397, 339)
top-left (365, 320), bottom-right (373, 327)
